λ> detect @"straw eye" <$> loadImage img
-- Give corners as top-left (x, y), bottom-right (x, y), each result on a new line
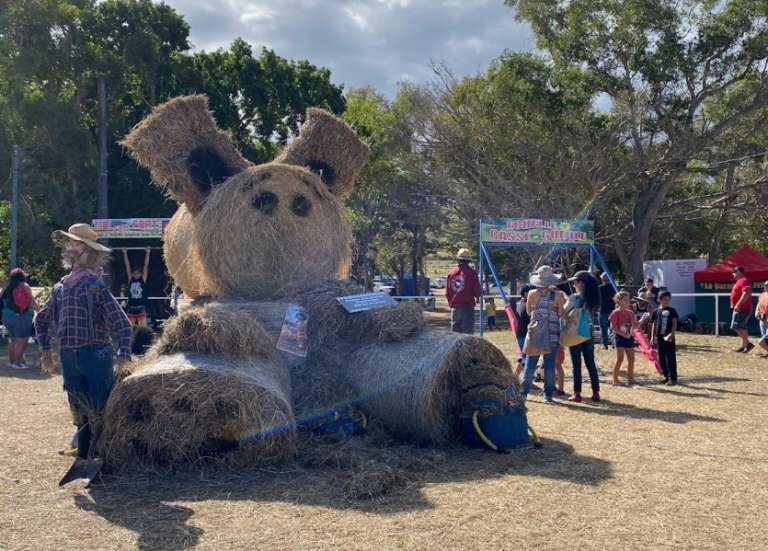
top-left (252, 191), bottom-right (279, 214)
top-left (291, 194), bottom-right (312, 217)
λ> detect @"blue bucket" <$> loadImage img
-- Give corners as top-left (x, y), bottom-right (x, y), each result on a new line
top-left (460, 404), bottom-right (530, 451)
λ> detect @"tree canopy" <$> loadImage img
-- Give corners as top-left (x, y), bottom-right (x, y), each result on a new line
top-left (0, 0), bottom-right (345, 283)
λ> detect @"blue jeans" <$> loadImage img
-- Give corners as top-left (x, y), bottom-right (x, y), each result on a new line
top-left (598, 311), bottom-right (610, 347)
top-left (61, 344), bottom-right (114, 459)
top-left (570, 339), bottom-right (600, 393)
top-left (61, 344), bottom-right (115, 414)
top-left (522, 346), bottom-right (558, 399)
top-left (517, 335), bottom-right (526, 362)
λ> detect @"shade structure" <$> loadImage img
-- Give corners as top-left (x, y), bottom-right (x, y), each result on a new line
top-left (693, 244), bottom-right (768, 283)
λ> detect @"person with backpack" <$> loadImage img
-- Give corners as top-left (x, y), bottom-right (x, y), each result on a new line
top-left (1, 268), bottom-right (39, 369)
top-left (565, 271), bottom-right (602, 402)
top-left (521, 266), bottom-right (567, 402)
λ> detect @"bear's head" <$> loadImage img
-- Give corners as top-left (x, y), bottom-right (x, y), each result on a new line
top-left (122, 95), bottom-right (369, 300)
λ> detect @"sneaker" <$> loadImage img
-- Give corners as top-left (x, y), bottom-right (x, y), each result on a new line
top-left (553, 388), bottom-right (567, 398)
top-left (666, 380), bottom-right (677, 386)
top-left (9, 363), bottom-right (28, 370)
top-left (660, 378), bottom-right (669, 385)
top-left (543, 396), bottom-right (554, 403)
top-left (590, 391), bottom-right (601, 402)
top-left (568, 392), bottom-right (582, 403)
top-left (745, 343), bottom-right (755, 353)
top-left (733, 346), bottom-right (746, 353)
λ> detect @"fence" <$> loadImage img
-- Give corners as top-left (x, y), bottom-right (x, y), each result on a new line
top-left (392, 292), bottom-right (737, 336)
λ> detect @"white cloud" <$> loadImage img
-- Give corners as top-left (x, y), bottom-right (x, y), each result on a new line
top-left (160, 0), bottom-right (535, 97)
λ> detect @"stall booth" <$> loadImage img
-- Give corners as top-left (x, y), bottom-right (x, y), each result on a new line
top-left (693, 244), bottom-right (768, 335)
top-left (92, 218), bottom-right (173, 326)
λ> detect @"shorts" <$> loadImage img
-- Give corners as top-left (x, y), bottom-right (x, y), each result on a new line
top-left (126, 306), bottom-right (148, 327)
top-left (731, 310), bottom-right (751, 331)
top-left (614, 334), bottom-right (636, 348)
top-left (2, 310), bottom-right (34, 339)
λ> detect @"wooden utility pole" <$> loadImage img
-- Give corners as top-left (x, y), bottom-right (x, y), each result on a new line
top-left (97, 75), bottom-right (109, 219)
top-left (10, 144), bottom-right (20, 270)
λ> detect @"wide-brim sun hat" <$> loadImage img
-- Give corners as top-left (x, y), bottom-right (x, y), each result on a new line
top-left (456, 248), bottom-right (472, 261)
top-left (530, 265), bottom-right (562, 288)
top-left (52, 223), bottom-right (111, 253)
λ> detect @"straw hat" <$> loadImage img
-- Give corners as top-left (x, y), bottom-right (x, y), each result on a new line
top-left (529, 265), bottom-right (562, 288)
top-left (52, 223), bottom-right (111, 253)
top-left (456, 248), bottom-right (472, 261)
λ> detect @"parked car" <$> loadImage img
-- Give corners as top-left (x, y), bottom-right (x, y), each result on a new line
top-left (430, 277), bottom-right (446, 289)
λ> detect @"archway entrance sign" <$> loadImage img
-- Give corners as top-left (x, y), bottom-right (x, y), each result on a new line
top-left (477, 217), bottom-right (618, 337)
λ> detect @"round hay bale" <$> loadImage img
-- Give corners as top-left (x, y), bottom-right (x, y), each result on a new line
top-left (194, 164), bottom-right (352, 300)
top-left (342, 332), bottom-right (519, 443)
top-left (297, 280), bottom-right (425, 347)
top-left (154, 302), bottom-right (277, 360)
top-left (101, 353), bottom-right (296, 468)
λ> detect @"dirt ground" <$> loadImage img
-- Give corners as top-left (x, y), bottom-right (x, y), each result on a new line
top-left (1, 326), bottom-right (767, 550)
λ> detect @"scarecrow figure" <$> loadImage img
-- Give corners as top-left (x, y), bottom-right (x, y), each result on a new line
top-left (35, 223), bottom-right (133, 482)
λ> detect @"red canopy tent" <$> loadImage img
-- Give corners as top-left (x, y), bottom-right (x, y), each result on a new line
top-left (694, 244), bottom-right (768, 282)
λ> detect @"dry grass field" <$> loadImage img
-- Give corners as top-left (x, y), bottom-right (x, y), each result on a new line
top-left (1, 323), bottom-right (767, 550)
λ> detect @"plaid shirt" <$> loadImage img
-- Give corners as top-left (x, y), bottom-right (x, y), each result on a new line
top-left (35, 275), bottom-right (132, 356)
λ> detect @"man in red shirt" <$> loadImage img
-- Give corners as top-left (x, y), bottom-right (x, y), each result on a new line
top-left (730, 266), bottom-right (754, 353)
top-left (446, 248), bottom-right (482, 334)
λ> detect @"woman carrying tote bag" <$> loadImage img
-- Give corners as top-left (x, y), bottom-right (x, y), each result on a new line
top-left (521, 266), bottom-right (566, 402)
top-left (564, 270), bottom-right (602, 402)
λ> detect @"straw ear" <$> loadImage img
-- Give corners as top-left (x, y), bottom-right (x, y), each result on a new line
top-left (121, 95), bottom-right (251, 214)
top-left (276, 108), bottom-right (369, 199)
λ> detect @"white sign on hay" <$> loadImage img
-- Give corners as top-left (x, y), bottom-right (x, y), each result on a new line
top-left (336, 292), bottom-right (397, 313)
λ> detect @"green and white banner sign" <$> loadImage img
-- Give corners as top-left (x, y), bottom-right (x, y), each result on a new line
top-left (480, 218), bottom-right (594, 245)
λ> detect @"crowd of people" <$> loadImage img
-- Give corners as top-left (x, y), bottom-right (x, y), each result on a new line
top-left (444, 249), bottom-right (768, 403)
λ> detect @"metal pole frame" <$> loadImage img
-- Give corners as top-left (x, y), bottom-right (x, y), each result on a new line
top-left (478, 228), bottom-right (484, 336)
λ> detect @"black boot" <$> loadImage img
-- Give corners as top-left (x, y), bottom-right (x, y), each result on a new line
top-left (76, 423), bottom-right (92, 459)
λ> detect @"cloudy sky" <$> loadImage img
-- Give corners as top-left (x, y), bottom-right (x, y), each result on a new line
top-left (161, 0), bottom-right (535, 97)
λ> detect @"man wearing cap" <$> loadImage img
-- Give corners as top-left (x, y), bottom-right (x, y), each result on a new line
top-left (446, 248), bottom-right (482, 334)
top-left (35, 223), bottom-right (133, 462)
top-left (730, 266), bottom-right (754, 353)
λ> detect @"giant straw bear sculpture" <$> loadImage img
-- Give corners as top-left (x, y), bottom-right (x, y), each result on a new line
top-left (101, 95), bottom-right (521, 467)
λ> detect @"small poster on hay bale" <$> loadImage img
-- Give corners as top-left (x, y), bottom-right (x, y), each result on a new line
top-left (276, 304), bottom-right (310, 357)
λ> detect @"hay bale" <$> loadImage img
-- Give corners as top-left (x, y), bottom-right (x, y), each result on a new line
top-left (298, 280), bottom-right (425, 347)
top-left (276, 107), bottom-right (369, 199)
top-left (153, 302), bottom-right (277, 360)
top-left (101, 353), bottom-right (295, 468)
top-left (163, 207), bottom-right (212, 299)
top-left (341, 332), bottom-right (520, 443)
top-left (282, 282), bottom-right (425, 418)
top-left (194, 164), bottom-right (353, 299)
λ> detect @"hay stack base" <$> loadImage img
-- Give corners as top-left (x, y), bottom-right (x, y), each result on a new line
top-left (101, 353), bottom-right (296, 468)
top-left (343, 332), bottom-right (521, 443)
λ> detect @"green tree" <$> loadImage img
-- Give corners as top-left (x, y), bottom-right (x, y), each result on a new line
top-left (344, 86), bottom-right (444, 292)
top-left (0, 0), bottom-right (346, 283)
top-left (506, 0), bottom-right (768, 281)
